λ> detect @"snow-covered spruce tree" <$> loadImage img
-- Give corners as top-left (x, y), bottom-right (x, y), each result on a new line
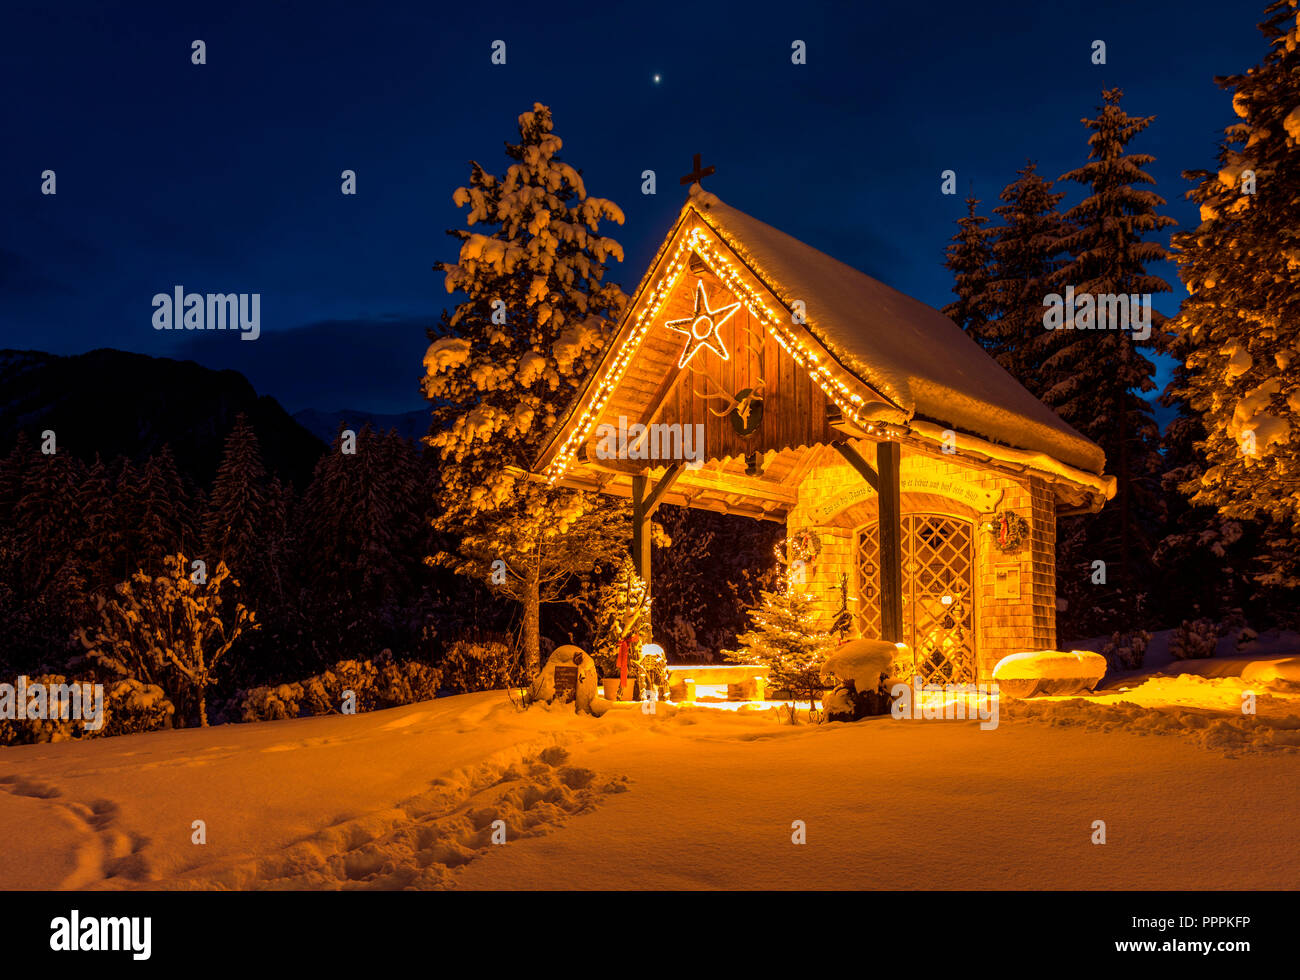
top-left (1, 442), bottom-right (89, 669)
top-left (986, 162), bottom-right (1073, 393)
top-left (14, 449), bottom-right (88, 603)
top-left (1154, 355), bottom-right (1260, 624)
top-left (423, 103), bottom-right (630, 675)
top-left (1166, 1), bottom-right (1300, 601)
top-left (74, 454), bottom-right (122, 594)
top-left (81, 553), bottom-right (257, 727)
top-left (106, 456), bottom-right (141, 584)
top-left (203, 414), bottom-right (269, 580)
top-left (134, 445), bottom-right (198, 574)
top-left (941, 194), bottom-right (996, 339)
top-left (1045, 89), bottom-right (1176, 630)
top-left (292, 425), bottom-right (431, 663)
top-left (725, 581), bottom-right (835, 717)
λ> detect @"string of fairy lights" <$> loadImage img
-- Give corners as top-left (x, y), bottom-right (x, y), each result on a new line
top-left (544, 219), bottom-right (897, 485)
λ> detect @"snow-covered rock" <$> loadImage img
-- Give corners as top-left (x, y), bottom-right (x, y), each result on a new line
top-left (820, 639), bottom-right (900, 689)
top-left (992, 650), bottom-right (1107, 698)
top-left (530, 645), bottom-right (599, 713)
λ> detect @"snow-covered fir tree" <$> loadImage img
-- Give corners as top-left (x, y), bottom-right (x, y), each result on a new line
top-left (293, 426), bottom-right (431, 661)
top-left (1166, 0), bottom-right (1300, 599)
top-left (423, 103), bottom-right (631, 674)
top-left (14, 448), bottom-right (88, 608)
top-left (726, 579), bottom-right (834, 710)
top-left (134, 445), bottom-right (197, 573)
top-left (1044, 89), bottom-right (1176, 630)
top-left (1, 439), bottom-right (88, 666)
top-left (106, 456), bottom-right (142, 585)
top-left (941, 194), bottom-right (995, 338)
top-left (985, 162), bottom-right (1072, 392)
top-left (1155, 354), bottom-right (1260, 623)
top-left (203, 414), bottom-right (269, 579)
top-left (74, 454), bottom-right (121, 593)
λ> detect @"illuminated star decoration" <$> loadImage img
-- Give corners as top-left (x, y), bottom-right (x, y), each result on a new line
top-left (664, 279), bottom-right (741, 369)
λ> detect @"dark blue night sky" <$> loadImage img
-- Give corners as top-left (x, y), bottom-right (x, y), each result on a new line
top-left (0, 0), bottom-right (1266, 416)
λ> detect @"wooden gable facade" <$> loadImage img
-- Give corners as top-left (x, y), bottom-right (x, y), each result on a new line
top-left (534, 204), bottom-right (900, 523)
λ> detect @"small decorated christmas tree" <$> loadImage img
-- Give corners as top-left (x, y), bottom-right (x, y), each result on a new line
top-left (591, 555), bottom-right (652, 698)
top-left (726, 581), bottom-right (834, 716)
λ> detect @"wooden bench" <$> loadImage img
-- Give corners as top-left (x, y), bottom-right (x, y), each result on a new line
top-left (666, 665), bottom-right (770, 702)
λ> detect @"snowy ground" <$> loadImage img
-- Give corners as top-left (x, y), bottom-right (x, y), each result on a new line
top-left (2, 643), bottom-right (1298, 891)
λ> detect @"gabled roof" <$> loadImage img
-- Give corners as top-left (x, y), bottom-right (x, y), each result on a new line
top-left (532, 189), bottom-right (1111, 510)
top-left (693, 192), bottom-right (1105, 475)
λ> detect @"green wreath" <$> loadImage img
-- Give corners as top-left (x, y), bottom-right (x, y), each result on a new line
top-left (988, 510), bottom-right (1029, 553)
top-left (775, 529), bottom-right (823, 567)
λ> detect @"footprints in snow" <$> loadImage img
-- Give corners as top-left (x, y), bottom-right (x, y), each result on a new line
top-left (0, 775), bottom-right (152, 885)
top-left (176, 741), bottom-right (627, 890)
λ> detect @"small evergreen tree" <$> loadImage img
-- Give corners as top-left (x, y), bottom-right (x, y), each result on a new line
top-left (726, 580), bottom-right (834, 718)
top-left (591, 554), bottom-right (651, 691)
top-left (14, 449), bottom-right (88, 611)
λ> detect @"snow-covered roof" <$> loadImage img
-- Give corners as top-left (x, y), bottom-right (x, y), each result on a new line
top-left (693, 193), bottom-right (1106, 475)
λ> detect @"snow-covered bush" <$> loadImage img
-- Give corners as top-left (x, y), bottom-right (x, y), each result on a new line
top-left (234, 651), bottom-right (441, 722)
top-left (1217, 609), bottom-right (1257, 650)
top-left (439, 635), bottom-right (519, 694)
top-left (1102, 630), bottom-right (1151, 670)
top-left (820, 640), bottom-right (903, 722)
top-left (103, 678), bottom-right (177, 736)
top-left (821, 639), bottom-right (896, 691)
top-left (236, 684), bottom-right (301, 722)
top-left (80, 554), bottom-right (256, 727)
top-left (1170, 618), bottom-right (1219, 660)
top-left (0, 675), bottom-right (174, 746)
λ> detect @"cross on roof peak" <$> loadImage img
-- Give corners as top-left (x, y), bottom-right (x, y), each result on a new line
top-left (679, 153), bottom-right (715, 187)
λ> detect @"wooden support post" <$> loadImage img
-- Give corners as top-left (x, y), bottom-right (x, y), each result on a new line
top-left (833, 439), bottom-right (903, 644)
top-left (629, 463), bottom-right (685, 601)
top-left (631, 474), bottom-right (651, 595)
top-left (877, 440), bottom-right (904, 644)
top-left (832, 441), bottom-right (878, 491)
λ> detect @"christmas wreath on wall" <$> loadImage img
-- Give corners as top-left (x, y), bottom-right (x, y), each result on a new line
top-left (774, 529), bottom-right (823, 569)
top-left (986, 510), bottom-right (1029, 553)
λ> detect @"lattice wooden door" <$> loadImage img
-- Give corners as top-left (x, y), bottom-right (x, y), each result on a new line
top-left (855, 514), bottom-right (976, 684)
